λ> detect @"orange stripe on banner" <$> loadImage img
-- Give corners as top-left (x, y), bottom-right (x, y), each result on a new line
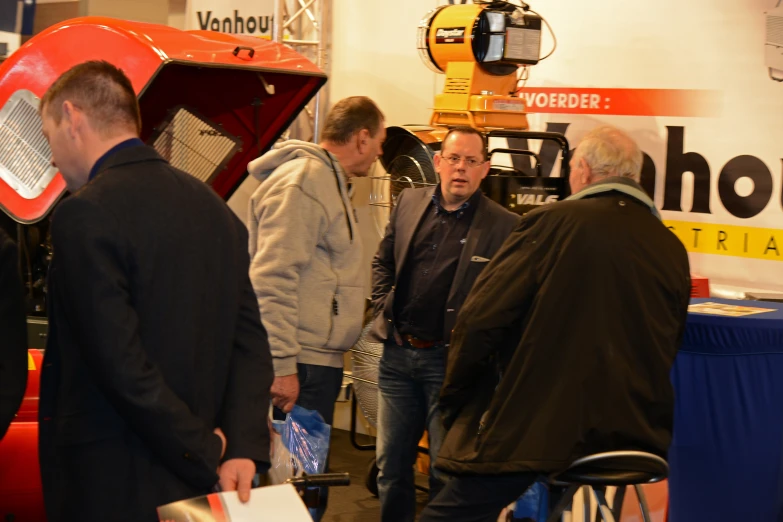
top-left (207, 494), bottom-right (228, 522)
top-left (516, 88), bottom-right (722, 117)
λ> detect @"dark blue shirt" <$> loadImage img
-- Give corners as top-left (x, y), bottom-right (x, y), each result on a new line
top-left (88, 138), bottom-right (145, 182)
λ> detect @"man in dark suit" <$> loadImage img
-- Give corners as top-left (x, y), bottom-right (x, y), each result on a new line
top-left (420, 126), bottom-right (691, 522)
top-left (0, 226), bottom-right (27, 440)
top-left (38, 60), bottom-right (273, 521)
top-left (370, 126), bottom-right (520, 522)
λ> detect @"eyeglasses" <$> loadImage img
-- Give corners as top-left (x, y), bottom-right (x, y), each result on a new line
top-left (442, 155), bottom-right (485, 168)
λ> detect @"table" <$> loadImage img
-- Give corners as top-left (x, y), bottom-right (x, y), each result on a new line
top-left (668, 298), bottom-right (783, 521)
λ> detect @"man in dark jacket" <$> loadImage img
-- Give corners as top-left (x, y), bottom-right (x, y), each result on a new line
top-left (0, 226), bottom-right (27, 440)
top-left (371, 126), bottom-right (520, 521)
top-left (38, 60), bottom-right (273, 521)
top-left (420, 125), bottom-right (691, 522)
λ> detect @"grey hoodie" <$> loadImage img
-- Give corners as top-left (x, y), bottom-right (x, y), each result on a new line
top-left (247, 140), bottom-right (367, 377)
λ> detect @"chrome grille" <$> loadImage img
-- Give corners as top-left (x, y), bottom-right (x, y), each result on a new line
top-left (150, 106), bottom-right (240, 184)
top-left (0, 90), bottom-right (56, 200)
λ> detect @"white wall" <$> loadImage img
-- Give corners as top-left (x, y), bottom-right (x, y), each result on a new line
top-left (80, 0), bottom-right (169, 24)
top-left (330, 0), bottom-right (440, 128)
top-left (0, 30), bottom-right (20, 56)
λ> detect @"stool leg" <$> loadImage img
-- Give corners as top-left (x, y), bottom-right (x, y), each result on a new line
top-left (611, 486), bottom-right (626, 519)
top-left (634, 484), bottom-right (653, 522)
top-left (592, 488), bottom-right (616, 522)
top-left (592, 485), bottom-right (608, 522)
top-left (582, 486), bottom-right (591, 522)
top-left (546, 484), bottom-right (579, 522)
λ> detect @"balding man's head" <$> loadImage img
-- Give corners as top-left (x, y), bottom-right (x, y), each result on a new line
top-left (568, 126), bottom-right (643, 193)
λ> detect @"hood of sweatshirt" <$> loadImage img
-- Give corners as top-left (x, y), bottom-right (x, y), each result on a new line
top-left (248, 140), bottom-right (335, 183)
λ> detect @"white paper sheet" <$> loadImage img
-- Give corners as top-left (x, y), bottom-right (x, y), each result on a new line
top-left (220, 484), bottom-right (312, 522)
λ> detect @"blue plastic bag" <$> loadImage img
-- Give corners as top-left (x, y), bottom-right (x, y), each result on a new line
top-left (269, 406), bottom-right (331, 520)
top-left (271, 405), bottom-right (331, 477)
top-left (512, 481), bottom-right (549, 522)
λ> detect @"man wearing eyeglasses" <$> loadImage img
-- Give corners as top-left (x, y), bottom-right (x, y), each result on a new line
top-left (370, 126), bottom-right (520, 521)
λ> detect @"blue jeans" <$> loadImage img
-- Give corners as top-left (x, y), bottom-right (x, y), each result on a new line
top-left (273, 363), bottom-right (343, 522)
top-left (376, 341), bottom-right (448, 522)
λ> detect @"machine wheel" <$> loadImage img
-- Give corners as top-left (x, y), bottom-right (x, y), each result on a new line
top-left (365, 456), bottom-right (380, 497)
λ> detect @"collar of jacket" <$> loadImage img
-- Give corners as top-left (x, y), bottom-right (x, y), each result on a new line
top-left (566, 177), bottom-right (661, 221)
top-left (88, 138), bottom-right (145, 181)
top-left (90, 143), bottom-right (165, 182)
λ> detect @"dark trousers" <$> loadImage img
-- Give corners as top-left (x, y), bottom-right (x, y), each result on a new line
top-left (274, 363), bottom-right (343, 522)
top-left (419, 473), bottom-right (539, 522)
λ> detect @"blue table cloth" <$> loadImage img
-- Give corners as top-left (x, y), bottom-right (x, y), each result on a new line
top-left (669, 298), bottom-right (783, 522)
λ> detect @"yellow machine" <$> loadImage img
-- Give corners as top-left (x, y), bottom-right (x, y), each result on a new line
top-left (374, 1), bottom-right (567, 221)
top-left (417, 1), bottom-right (542, 130)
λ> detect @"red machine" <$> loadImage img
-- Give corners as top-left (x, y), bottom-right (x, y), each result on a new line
top-left (0, 350), bottom-right (43, 520)
top-left (0, 17), bottom-right (325, 520)
top-left (0, 16), bottom-right (325, 223)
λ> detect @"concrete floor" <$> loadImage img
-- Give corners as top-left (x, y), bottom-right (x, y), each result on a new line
top-left (323, 429), bottom-right (428, 522)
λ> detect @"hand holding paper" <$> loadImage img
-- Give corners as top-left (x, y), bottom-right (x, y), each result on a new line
top-left (218, 459), bottom-right (256, 503)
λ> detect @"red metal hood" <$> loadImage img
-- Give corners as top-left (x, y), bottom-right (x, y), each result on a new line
top-left (0, 17), bottom-right (326, 223)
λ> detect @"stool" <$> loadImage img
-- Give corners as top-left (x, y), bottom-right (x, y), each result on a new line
top-left (545, 451), bottom-right (668, 522)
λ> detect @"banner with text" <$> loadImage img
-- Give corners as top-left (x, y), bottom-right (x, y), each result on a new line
top-left (185, 0), bottom-right (275, 38)
top-left (440, 0), bottom-right (783, 292)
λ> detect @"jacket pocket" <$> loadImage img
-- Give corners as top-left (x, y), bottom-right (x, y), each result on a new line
top-left (474, 409), bottom-right (491, 452)
top-left (462, 257), bottom-right (493, 297)
top-left (325, 285), bottom-right (366, 350)
top-left (297, 275), bottom-right (337, 348)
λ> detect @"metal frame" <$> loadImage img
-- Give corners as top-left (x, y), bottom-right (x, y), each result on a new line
top-left (348, 385), bottom-right (376, 451)
top-left (273, 0), bottom-right (330, 142)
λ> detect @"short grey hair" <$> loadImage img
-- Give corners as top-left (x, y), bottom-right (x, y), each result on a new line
top-left (321, 96), bottom-right (384, 144)
top-left (573, 125), bottom-right (642, 182)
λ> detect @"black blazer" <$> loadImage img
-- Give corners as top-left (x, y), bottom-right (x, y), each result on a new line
top-left (0, 228), bottom-right (27, 440)
top-left (370, 186), bottom-right (520, 344)
top-left (39, 145), bottom-right (274, 521)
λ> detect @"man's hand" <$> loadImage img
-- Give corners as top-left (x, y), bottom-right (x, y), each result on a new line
top-left (218, 458), bottom-right (256, 503)
top-left (270, 374), bottom-right (299, 413)
top-left (214, 427), bottom-right (226, 460)
top-left (393, 329), bottom-right (403, 346)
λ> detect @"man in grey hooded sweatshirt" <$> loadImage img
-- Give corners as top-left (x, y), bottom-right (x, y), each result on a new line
top-left (246, 96), bottom-right (384, 518)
